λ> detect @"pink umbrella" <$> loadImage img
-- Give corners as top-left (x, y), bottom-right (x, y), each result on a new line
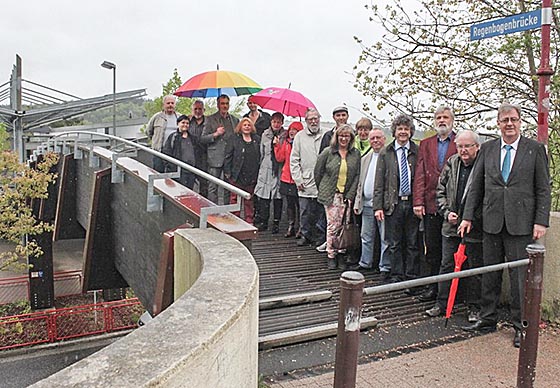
top-left (250, 87), bottom-right (316, 117)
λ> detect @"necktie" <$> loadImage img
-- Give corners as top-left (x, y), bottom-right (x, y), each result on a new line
top-left (502, 145), bottom-right (512, 182)
top-left (400, 147), bottom-right (409, 195)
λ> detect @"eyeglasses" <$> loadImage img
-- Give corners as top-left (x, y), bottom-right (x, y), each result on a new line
top-left (457, 143), bottom-right (477, 150)
top-left (498, 117), bottom-right (520, 124)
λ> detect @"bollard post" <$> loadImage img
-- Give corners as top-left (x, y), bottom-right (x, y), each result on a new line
top-left (517, 243), bottom-right (545, 388)
top-left (334, 271), bottom-right (365, 388)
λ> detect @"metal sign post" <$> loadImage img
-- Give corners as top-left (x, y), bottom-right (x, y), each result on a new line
top-left (469, 3), bottom-right (553, 144)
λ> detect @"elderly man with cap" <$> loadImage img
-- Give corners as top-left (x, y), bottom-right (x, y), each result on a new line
top-left (319, 105), bottom-right (350, 153)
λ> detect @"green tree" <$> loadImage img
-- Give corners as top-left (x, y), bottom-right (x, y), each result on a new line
top-left (354, 0), bottom-right (560, 208)
top-left (0, 123), bottom-right (9, 151)
top-left (144, 68), bottom-right (194, 118)
top-left (0, 151), bottom-right (58, 271)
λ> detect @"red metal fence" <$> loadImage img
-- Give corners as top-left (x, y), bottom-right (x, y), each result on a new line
top-left (0, 298), bottom-right (143, 351)
top-left (0, 270), bottom-right (82, 305)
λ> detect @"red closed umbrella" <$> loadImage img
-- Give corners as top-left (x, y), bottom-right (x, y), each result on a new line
top-left (445, 242), bottom-right (468, 327)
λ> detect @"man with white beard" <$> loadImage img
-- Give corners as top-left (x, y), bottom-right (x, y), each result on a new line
top-left (290, 108), bottom-right (326, 246)
top-left (412, 106), bottom-right (457, 300)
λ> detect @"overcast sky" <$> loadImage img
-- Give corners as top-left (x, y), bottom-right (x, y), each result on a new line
top-left (3, 0), bottom-right (387, 123)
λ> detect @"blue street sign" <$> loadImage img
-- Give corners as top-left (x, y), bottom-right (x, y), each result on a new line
top-left (470, 10), bottom-right (541, 41)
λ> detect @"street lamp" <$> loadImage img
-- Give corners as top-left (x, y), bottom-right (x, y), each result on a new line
top-left (101, 60), bottom-right (116, 140)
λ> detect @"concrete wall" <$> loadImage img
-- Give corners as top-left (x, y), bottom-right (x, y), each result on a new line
top-left (31, 228), bottom-right (259, 387)
top-left (543, 212), bottom-right (560, 322)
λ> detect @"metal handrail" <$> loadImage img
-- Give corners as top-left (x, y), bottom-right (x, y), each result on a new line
top-left (40, 130), bottom-right (251, 200)
top-left (363, 258), bottom-right (530, 296)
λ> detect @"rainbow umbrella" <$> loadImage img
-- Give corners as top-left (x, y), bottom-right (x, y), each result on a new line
top-left (174, 69), bottom-right (262, 98)
top-left (250, 87), bottom-right (316, 117)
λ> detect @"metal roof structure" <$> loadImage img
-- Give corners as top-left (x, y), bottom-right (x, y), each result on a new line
top-left (1, 55), bottom-right (146, 160)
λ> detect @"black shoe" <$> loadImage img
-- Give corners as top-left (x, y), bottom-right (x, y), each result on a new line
top-left (380, 271), bottom-right (391, 282)
top-left (327, 258), bottom-right (337, 270)
top-left (271, 220), bottom-right (280, 234)
top-left (347, 264), bottom-right (361, 270)
top-left (337, 257), bottom-right (347, 270)
top-left (284, 224), bottom-right (295, 238)
top-left (461, 320), bottom-right (497, 333)
top-left (257, 224), bottom-right (268, 232)
top-left (296, 236), bottom-right (312, 246)
top-left (418, 288), bottom-right (437, 302)
top-left (404, 287), bottom-right (424, 296)
top-left (513, 329), bottom-right (521, 348)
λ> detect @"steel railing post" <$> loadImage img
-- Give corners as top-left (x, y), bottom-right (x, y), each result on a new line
top-left (334, 271), bottom-right (365, 388)
top-left (517, 243), bottom-right (545, 388)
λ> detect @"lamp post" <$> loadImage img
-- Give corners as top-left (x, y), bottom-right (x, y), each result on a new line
top-left (101, 60), bottom-right (116, 141)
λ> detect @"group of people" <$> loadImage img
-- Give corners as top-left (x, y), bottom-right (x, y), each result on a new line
top-left (147, 96), bottom-right (551, 349)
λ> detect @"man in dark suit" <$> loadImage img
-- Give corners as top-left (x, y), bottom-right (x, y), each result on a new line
top-left (459, 103), bottom-right (551, 348)
top-left (374, 114), bottom-right (420, 284)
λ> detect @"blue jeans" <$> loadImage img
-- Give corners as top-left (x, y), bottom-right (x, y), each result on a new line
top-left (358, 206), bottom-right (388, 271)
top-left (299, 197), bottom-right (321, 242)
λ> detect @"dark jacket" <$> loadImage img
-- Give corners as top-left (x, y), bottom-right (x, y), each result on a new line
top-left (224, 133), bottom-right (261, 184)
top-left (243, 110), bottom-right (271, 137)
top-left (413, 133), bottom-right (457, 214)
top-left (436, 153), bottom-right (481, 241)
top-left (161, 131), bottom-right (196, 171)
top-left (373, 140), bottom-right (418, 216)
top-left (314, 146), bottom-right (361, 206)
top-left (188, 115), bottom-right (208, 171)
top-left (463, 136), bottom-right (551, 235)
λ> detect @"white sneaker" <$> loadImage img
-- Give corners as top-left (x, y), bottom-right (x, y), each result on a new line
top-left (316, 242), bottom-right (327, 252)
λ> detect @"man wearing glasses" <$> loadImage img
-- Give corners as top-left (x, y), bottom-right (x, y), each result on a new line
top-left (290, 108), bottom-right (326, 246)
top-left (426, 130), bottom-right (482, 321)
top-left (459, 103), bottom-right (551, 348)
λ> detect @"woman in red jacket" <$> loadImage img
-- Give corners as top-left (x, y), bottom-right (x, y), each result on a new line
top-left (274, 121), bottom-right (303, 237)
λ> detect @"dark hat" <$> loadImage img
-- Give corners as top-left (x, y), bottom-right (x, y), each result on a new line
top-left (332, 106), bottom-right (348, 115)
top-left (177, 114), bottom-right (189, 123)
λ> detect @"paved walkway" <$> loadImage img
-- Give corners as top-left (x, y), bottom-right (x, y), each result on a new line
top-left (266, 327), bottom-right (560, 387)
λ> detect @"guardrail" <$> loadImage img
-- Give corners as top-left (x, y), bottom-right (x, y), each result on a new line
top-left (0, 270), bottom-right (83, 305)
top-left (0, 298), bottom-right (142, 351)
top-left (34, 131), bottom-right (251, 227)
top-left (333, 244), bottom-right (545, 388)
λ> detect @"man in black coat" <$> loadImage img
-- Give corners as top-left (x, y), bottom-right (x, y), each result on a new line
top-left (459, 103), bottom-right (551, 348)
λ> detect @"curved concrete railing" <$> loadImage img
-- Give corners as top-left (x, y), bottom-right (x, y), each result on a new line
top-left (32, 228), bottom-right (259, 387)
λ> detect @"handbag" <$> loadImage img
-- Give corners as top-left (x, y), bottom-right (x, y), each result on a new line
top-left (333, 201), bottom-right (361, 250)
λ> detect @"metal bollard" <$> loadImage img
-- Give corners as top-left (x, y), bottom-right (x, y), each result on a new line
top-left (334, 271), bottom-right (365, 388)
top-left (517, 243), bottom-right (545, 388)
